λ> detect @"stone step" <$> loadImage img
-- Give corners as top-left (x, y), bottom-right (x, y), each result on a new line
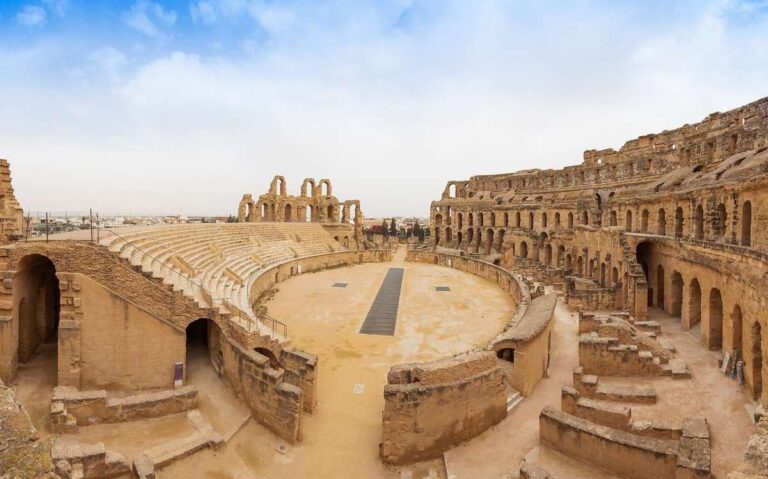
top-left (662, 358), bottom-right (691, 379)
top-left (506, 390), bottom-right (524, 413)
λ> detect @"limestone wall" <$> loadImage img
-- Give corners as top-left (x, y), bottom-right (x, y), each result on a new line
top-left (540, 406), bottom-right (710, 479)
top-left (380, 351), bottom-right (507, 464)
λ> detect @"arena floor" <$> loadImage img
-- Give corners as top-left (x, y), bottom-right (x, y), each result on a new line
top-left (163, 247), bottom-right (515, 478)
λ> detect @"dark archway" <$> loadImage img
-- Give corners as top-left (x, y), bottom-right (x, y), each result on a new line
top-left (185, 318), bottom-right (223, 382)
top-left (625, 209), bottom-right (633, 231)
top-left (610, 210), bottom-right (617, 226)
top-left (641, 209), bottom-right (649, 232)
top-left (568, 212), bottom-right (574, 229)
top-left (708, 288), bottom-right (723, 351)
top-left (284, 203), bottom-right (293, 222)
top-left (486, 228), bottom-right (494, 254)
top-left (694, 205), bottom-right (704, 239)
top-left (732, 305), bottom-right (743, 357)
top-left (496, 348), bottom-right (514, 363)
top-left (675, 207), bottom-right (684, 238)
top-left (657, 208), bottom-right (666, 236)
top-left (656, 265), bottom-right (665, 309)
top-left (716, 203), bottom-right (727, 239)
top-left (671, 272), bottom-right (683, 318)
top-left (519, 241), bottom-right (528, 259)
top-left (742, 201), bottom-right (752, 246)
top-left (689, 278), bottom-right (702, 332)
top-left (12, 254), bottom-right (60, 384)
top-left (254, 347), bottom-right (280, 369)
top-left (750, 321), bottom-right (762, 400)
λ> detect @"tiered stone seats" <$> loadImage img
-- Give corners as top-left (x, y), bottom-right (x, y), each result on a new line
top-left (99, 223), bottom-right (345, 338)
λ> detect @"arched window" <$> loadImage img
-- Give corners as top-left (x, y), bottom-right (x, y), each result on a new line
top-left (567, 212), bottom-right (574, 229)
top-left (694, 205), bottom-right (704, 239)
top-left (657, 208), bottom-right (666, 235)
top-left (742, 201), bottom-right (752, 246)
top-left (610, 210), bottom-right (617, 226)
top-left (625, 210), bottom-right (633, 231)
top-left (641, 209), bottom-right (649, 232)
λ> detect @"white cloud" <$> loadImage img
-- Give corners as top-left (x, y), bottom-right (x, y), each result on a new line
top-left (189, 0), bottom-right (248, 24)
top-left (89, 47), bottom-right (128, 81)
top-left (43, 0), bottom-right (70, 16)
top-left (17, 5), bottom-right (47, 27)
top-left (2, 1), bottom-right (768, 217)
top-left (123, 0), bottom-right (178, 39)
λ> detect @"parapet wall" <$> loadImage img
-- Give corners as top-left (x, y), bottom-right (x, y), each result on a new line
top-left (380, 351), bottom-right (507, 464)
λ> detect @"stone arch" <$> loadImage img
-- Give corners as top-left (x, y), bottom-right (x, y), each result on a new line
top-left (446, 227), bottom-right (453, 245)
top-left (610, 210), bottom-right (617, 226)
top-left (732, 305), bottom-right (743, 357)
top-left (611, 266), bottom-right (619, 286)
top-left (671, 271), bottom-right (683, 318)
top-left (519, 241), bottom-right (528, 259)
top-left (709, 288), bottom-right (723, 351)
top-left (503, 212), bottom-right (509, 227)
top-left (326, 205), bottom-right (334, 223)
top-left (515, 212), bottom-right (521, 228)
top-left (542, 212), bottom-right (548, 228)
top-left (486, 228), bottom-right (494, 254)
top-left (675, 207), bottom-right (684, 238)
top-left (185, 317), bottom-right (224, 381)
top-left (490, 212), bottom-right (496, 227)
top-left (284, 203), bottom-right (293, 222)
top-left (11, 254), bottom-right (60, 384)
top-left (656, 264), bottom-right (665, 309)
top-left (581, 210), bottom-right (589, 225)
top-left (301, 178), bottom-right (317, 197)
top-left (434, 214), bottom-right (443, 226)
top-left (270, 175), bottom-right (287, 196)
top-left (625, 209), bottom-right (633, 231)
top-left (694, 204), bottom-right (704, 239)
top-left (742, 200), bottom-right (752, 246)
top-left (555, 212), bottom-right (561, 227)
top-left (716, 203), bottom-right (727, 239)
top-left (568, 212), bottom-right (574, 229)
top-left (689, 278), bottom-right (702, 330)
top-left (305, 205), bottom-right (314, 222)
top-left (467, 228), bottom-right (474, 245)
top-left (641, 209), bottom-right (649, 232)
top-left (238, 194), bottom-right (258, 223)
top-left (254, 347), bottom-right (280, 369)
top-left (565, 253), bottom-right (572, 271)
top-left (458, 212), bottom-right (463, 229)
top-left (544, 244), bottom-right (552, 266)
top-left (657, 208), bottom-right (666, 235)
top-left (575, 256), bottom-right (583, 276)
top-left (497, 229), bottom-right (505, 253)
top-left (319, 179), bottom-right (333, 196)
top-left (469, 213), bottom-right (474, 227)
top-left (528, 212), bottom-right (534, 229)
top-left (600, 262), bottom-right (606, 287)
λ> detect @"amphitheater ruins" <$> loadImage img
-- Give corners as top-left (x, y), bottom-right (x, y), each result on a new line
top-left (1, 98), bottom-right (768, 479)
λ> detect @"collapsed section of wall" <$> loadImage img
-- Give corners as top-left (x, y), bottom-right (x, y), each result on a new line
top-left (380, 351), bottom-right (507, 465)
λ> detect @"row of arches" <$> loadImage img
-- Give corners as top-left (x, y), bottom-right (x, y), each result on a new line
top-left (611, 200), bottom-right (753, 246)
top-left (269, 176), bottom-right (333, 197)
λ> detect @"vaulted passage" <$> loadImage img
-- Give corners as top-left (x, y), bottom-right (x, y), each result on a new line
top-left (359, 268), bottom-right (405, 336)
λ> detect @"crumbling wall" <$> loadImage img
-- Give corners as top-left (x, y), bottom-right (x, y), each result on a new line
top-left (380, 351), bottom-right (506, 465)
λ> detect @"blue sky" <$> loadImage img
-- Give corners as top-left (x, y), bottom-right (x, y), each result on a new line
top-left (1, 0), bottom-right (767, 217)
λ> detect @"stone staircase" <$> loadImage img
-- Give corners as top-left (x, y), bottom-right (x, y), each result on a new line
top-left (506, 389), bottom-right (524, 413)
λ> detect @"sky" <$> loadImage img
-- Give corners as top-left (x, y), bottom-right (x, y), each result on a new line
top-left (1, 0), bottom-right (767, 218)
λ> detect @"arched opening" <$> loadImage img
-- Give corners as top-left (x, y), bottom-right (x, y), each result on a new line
top-left (694, 205), bottom-right (704, 239)
top-left (557, 245), bottom-right (565, 268)
top-left (742, 201), bottom-right (752, 246)
top-left (656, 265), bottom-right (665, 309)
top-left (469, 213), bottom-right (474, 227)
top-left (458, 213), bottom-right (463, 230)
top-left (326, 205), bottom-right (334, 222)
top-left (448, 183), bottom-right (457, 198)
top-left (466, 228), bottom-right (473, 245)
top-left (515, 212), bottom-right (521, 228)
top-left (542, 212), bottom-right (548, 228)
top-left (284, 203), bottom-right (292, 222)
top-left (555, 212), bottom-right (561, 227)
top-left (185, 318), bottom-right (223, 384)
top-left (503, 212), bottom-right (509, 227)
top-left (600, 262), bottom-right (606, 287)
top-left (254, 347), bottom-right (280, 369)
top-left (490, 212), bottom-right (496, 227)
top-left (457, 231), bottom-right (463, 246)
top-left (657, 209), bottom-right (666, 235)
top-left (750, 322), bottom-right (762, 400)
top-left (675, 207), bottom-right (684, 237)
top-left (520, 241), bottom-right (528, 259)
top-left (262, 203), bottom-right (269, 221)
top-left (434, 214), bottom-right (443, 226)
top-left (446, 227), bottom-right (453, 245)
top-left (732, 305), bottom-right (743, 358)
top-left (716, 203), bottom-right (727, 239)
top-left (582, 210), bottom-right (589, 225)
top-left (575, 256), bottom-right (583, 276)
top-left (689, 279), bottom-right (702, 334)
top-left (588, 259), bottom-right (594, 279)
top-left (305, 205), bottom-right (313, 222)
top-left (497, 230), bottom-right (505, 253)
top-left (708, 288), bottom-right (723, 351)
top-left (568, 212), bottom-right (574, 229)
top-left (611, 266), bottom-right (619, 287)
top-left (641, 209), bottom-right (649, 232)
top-left (671, 272), bottom-right (683, 318)
top-left (496, 348), bottom-right (514, 364)
top-left (528, 212), bottom-right (534, 229)
top-left (486, 229), bottom-right (494, 254)
top-left (610, 210), bottom-right (617, 226)
top-left (12, 254), bottom-right (60, 388)
top-left (479, 213), bottom-right (484, 227)
top-left (565, 254), bottom-right (572, 271)
top-left (625, 210), bottom-right (633, 231)
top-left (544, 244), bottom-right (552, 266)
